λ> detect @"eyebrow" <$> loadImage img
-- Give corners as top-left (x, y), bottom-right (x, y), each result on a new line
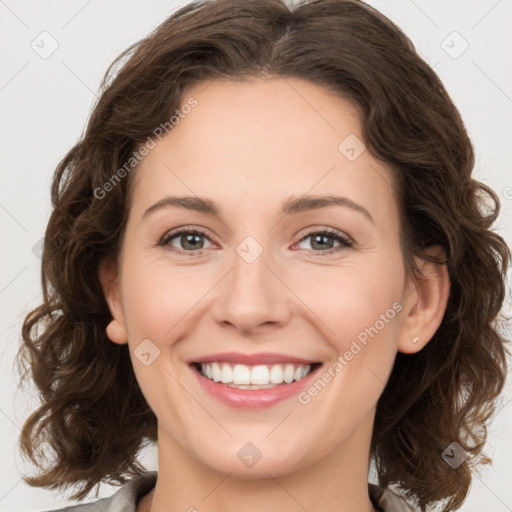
top-left (143, 195), bottom-right (374, 224)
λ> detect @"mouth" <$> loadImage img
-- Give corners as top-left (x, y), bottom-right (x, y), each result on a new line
top-left (190, 361), bottom-right (322, 390)
top-left (188, 351), bottom-right (324, 408)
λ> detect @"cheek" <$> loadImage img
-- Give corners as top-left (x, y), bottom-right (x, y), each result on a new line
top-left (121, 254), bottom-right (211, 340)
top-left (295, 268), bottom-right (402, 423)
top-left (292, 264), bottom-right (403, 349)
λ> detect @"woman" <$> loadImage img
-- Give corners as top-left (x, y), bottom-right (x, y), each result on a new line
top-left (16, 0), bottom-right (510, 511)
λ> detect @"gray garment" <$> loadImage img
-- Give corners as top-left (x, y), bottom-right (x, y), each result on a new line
top-left (41, 471), bottom-right (417, 512)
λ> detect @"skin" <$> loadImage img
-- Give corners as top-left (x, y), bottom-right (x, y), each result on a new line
top-left (100, 77), bottom-right (450, 512)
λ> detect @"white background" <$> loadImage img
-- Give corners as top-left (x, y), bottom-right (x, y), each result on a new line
top-left (1, 1), bottom-right (511, 511)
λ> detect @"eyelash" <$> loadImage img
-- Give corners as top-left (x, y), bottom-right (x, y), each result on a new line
top-left (158, 227), bottom-right (354, 256)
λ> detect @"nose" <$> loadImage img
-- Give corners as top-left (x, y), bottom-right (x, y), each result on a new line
top-left (210, 241), bottom-right (291, 336)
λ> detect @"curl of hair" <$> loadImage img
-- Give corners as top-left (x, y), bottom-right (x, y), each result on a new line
top-left (15, 0), bottom-right (510, 509)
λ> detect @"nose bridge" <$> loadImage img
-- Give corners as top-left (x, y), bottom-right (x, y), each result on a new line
top-left (213, 232), bottom-right (290, 332)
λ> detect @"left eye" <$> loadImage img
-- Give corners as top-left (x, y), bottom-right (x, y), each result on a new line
top-left (159, 228), bottom-right (353, 255)
top-left (295, 230), bottom-right (353, 253)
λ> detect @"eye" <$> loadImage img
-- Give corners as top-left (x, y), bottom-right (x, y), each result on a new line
top-left (294, 228), bottom-right (354, 254)
top-left (159, 228), bottom-right (214, 254)
top-left (158, 227), bottom-right (353, 256)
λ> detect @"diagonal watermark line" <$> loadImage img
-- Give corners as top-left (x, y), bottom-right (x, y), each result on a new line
top-left (367, 366), bottom-right (386, 385)
top-left (472, 61), bottom-right (512, 104)
top-left (0, 62), bottom-right (29, 92)
top-left (163, 367), bottom-right (233, 438)
top-left (475, 473), bottom-right (512, 511)
top-left (163, 162), bottom-right (233, 234)
top-left (0, 202), bottom-right (29, 232)
top-left (91, 501), bottom-right (107, 512)
top-left (0, 408), bottom-right (21, 432)
top-left (278, 73), bottom-right (337, 131)
top-left (0, 478), bottom-right (23, 504)
top-left (200, 472), bottom-right (233, 502)
top-left (0, 0), bottom-right (29, 28)
top-left (265, 410), bottom-right (294, 438)
top-left (491, 396), bottom-right (512, 420)
top-left (0, 266), bottom-right (28, 295)
top-left (407, 0), bottom-right (439, 29)
top-left (264, 264), bottom-right (336, 336)
top-left (367, 161), bottom-right (394, 198)
top-left (61, 0), bottom-right (93, 29)
top-left (471, 0), bottom-right (503, 30)
top-left (61, 60), bottom-right (98, 98)
top-left (164, 267), bottom-right (233, 337)
top-left (265, 471), bottom-right (309, 511)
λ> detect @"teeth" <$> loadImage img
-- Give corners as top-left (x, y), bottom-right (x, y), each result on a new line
top-left (233, 364), bottom-right (250, 384)
top-left (251, 365), bottom-right (269, 385)
top-left (212, 363), bottom-right (221, 382)
top-left (220, 363), bottom-right (232, 383)
top-left (199, 362), bottom-right (313, 386)
top-left (227, 383), bottom-right (277, 390)
top-left (269, 364), bottom-right (284, 384)
top-left (283, 364), bottom-right (295, 383)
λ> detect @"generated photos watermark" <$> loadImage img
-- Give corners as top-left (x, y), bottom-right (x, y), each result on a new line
top-left (297, 301), bottom-right (403, 405)
top-left (93, 96), bottom-right (198, 200)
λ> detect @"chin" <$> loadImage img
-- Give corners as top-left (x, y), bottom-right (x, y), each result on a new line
top-left (193, 441), bottom-right (311, 479)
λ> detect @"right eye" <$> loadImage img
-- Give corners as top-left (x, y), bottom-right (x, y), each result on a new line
top-left (159, 228), bottom-right (215, 255)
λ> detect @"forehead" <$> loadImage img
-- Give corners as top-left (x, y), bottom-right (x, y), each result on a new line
top-left (130, 77), bottom-right (399, 226)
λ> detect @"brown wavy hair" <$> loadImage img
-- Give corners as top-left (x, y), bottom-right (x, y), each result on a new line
top-left (15, 0), bottom-right (510, 510)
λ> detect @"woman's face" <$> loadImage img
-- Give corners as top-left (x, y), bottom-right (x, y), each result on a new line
top-left (103, 77), bottom-right (419, 477)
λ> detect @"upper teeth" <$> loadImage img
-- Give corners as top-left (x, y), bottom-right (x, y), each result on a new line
top-left (200, 362), bottom-right (312, 385)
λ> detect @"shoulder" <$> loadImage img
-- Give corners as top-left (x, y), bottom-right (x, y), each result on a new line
top-left (369, 483), bottom-right (418, 512)
top-left (37, 473), bottom-right (415, 512)
top-left (39, 472), bottom-right (158, 512)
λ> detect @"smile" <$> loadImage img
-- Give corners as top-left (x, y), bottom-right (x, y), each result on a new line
top-left (189, 354), bottom-right (323, 408)
top-left (196, 362), bottom-right (317, 389)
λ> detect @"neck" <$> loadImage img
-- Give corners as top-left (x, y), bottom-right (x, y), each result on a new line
top-left (148, 415), bottom-right (377, 512)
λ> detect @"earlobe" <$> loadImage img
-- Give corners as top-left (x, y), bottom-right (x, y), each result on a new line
top-left (106, 319), bottom-right (129, 345)
top-left (397, 246), bottom-right (450, 354)
top-left (98, 259), bottom-right (129, 345)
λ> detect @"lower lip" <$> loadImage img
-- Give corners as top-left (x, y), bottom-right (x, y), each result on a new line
top-left (191, 364), bottom-right (322, 409)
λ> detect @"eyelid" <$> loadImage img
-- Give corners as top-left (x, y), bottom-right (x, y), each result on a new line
top-left (295, 225), bottom-right (354, 245)
top-left (293, 227), bottom-right (354, 253)
top-left (158, 226), bottom-right (218, 248)
top-left (158, 225), bottom-right (354, 255)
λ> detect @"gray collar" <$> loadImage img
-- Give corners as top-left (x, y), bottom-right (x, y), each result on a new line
top-left (48, 471), bottom-right (417, 512)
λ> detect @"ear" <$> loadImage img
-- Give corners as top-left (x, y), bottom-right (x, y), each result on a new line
top-left (397, 245), bottom-right (450, 354)
top-left (98, 258), bottom-right (128, 345)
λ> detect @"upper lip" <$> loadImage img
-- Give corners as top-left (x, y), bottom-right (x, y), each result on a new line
top-left (190, 352), bottom-right (320, 366)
